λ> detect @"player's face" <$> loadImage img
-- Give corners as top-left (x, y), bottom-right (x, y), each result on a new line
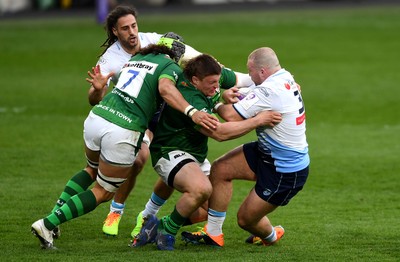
top-left (193, 75), bottom-right (221, 97)
top-left (113, 14), bottom-right (139, 54)
top-left (247, 60), bottom-right (263, 85)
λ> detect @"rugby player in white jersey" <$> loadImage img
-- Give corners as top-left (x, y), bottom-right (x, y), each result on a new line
top-left (182, 47), bottom-right (310, 247)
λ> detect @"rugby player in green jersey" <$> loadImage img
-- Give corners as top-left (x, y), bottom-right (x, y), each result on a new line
top-left (133, 54), bottom-right (282, 250)
top-left (86, 4), bottom-right (204, 237)
top-left (31, 38), bottom-right (218, 250)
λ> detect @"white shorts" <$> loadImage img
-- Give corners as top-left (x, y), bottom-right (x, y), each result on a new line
top-left (153, 150), bottom-right (210, 187)
top-left (83, 111), bottom-right (141, 166)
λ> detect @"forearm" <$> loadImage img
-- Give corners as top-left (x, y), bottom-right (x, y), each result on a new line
top-left (88, 85), bottom-right (107, 106)
top-left (159, 78), bottom-right (219, 130)
top-left (159, 78), bottom-right (190, 114)
top-left (204, 117), bottom-right (260, 142)
top-left (214, 103), bottom-right (243, 122)
top-left (86, 65), bottom-right (113, 106)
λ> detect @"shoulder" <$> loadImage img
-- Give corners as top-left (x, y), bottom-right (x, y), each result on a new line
top-left (102, 41), bottom-right (127, 57)
top-left (98, 41), bottom-right (131, 72)
top-left (138, 32), bottom-right (163, 47)
top-left (268, 69), bottom-right (296, 91)
top-left (220, 67), bottom-right (237, 88)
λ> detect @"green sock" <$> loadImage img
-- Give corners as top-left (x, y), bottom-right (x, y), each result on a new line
top-left (51, 169), bottom-right (94, 213)
top-left (44, 190), bottom-right (97, 230)
top-left (160, 206), bottom-right (187, 236)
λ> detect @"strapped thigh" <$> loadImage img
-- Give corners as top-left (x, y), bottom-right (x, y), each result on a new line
top-left (86, 155), bottom-right (99, 169)
top-left (96, 169), bottom-right (126, 193)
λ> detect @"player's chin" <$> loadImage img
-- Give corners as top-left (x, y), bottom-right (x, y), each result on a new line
top-left (129, 38), bottom-right (138, 46)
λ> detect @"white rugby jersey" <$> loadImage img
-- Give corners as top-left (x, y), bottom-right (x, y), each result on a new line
top-left (233, 68), bottom-right (309, 173)
top-left (96, 32), bottom-right (162, 86)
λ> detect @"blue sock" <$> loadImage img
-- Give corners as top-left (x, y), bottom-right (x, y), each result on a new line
top-left (151, 192), bottom-right (167, 206)
top-left (110, 200), bottom-right (125, 214)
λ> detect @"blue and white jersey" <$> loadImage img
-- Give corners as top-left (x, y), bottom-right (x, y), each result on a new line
top-left (97, 32), bottom-right (162, 86)
top-left (233, 68), bottom-right (309, 173)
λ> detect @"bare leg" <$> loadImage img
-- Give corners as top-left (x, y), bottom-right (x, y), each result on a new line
top-left (160, 162), bottom-right (212, 237)
top-left (113, 142), bottom-right (150, 204)
top-left (237, 189), bottom-right (277, 238)
top-left (208, 145), bottom-right (256, 212)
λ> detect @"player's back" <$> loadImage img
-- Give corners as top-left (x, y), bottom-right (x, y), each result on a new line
top-left (92, 52), bottom-right (180, 133)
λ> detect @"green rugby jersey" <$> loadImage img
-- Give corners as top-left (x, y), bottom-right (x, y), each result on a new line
top-left (92, 53), bottom-right (181, 133)
top-left (150, 67), bottom-right (237, 164)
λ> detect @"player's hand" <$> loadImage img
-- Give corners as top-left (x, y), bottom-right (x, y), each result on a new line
top-left (86, 65), bottom-right (114, 90)
top-left (296, 82), bottom-right (301, 92)
top-left (222, 87), bottom-right (240, 104)
top-left (255, 110), bottom-right (282, 127)
top-left (191, 111), bottom-right (219, 130)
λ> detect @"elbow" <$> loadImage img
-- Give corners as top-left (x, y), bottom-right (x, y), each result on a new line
top-left (219, 109), bottom-right (244, 122)
top-left (88, 98), bottom-right (99, 106)
top-left (214, 137), bottom-right (225, 142)
top-left (222, 113), bottom-right (243, 122)
top-left (212, 133), bottom-right (230, 142)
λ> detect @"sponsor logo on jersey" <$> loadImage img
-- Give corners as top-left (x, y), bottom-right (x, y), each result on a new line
top-left (123, 61), bottom-right (154, 71)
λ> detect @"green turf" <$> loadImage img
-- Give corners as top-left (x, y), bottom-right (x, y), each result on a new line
top-left (1, 5), bottom-right (399, 262)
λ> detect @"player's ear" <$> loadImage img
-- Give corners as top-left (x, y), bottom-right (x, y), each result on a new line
top-left (191, 76), bottom-right (200, 86)
top-left (112, 27), bottom-right (118, 37)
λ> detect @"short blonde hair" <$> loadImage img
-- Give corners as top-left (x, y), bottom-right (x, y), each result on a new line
top-left (248, 47), bottom-right (280, 70)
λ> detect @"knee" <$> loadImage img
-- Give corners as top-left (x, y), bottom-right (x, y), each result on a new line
top-left (201, 183), bottom-right (213, 200)
top-left (210, 158), bottom-right (223, 174)
top-left (237, 212), bottom-right (251, 231)
top-left (210, 159), bottom-right (231, 181)
top-left (192, 181), bottom-right (212, 203)
top-left (100, 191), bottom-right (114, 203)
top-left (84, 166), bottom-right (97, 180)
top-left (132, 147), bottom-right (150, 174)
top-left (135, 146), bottom-right (150, 166)
top-left (92, 186), bottom-right (115, 204)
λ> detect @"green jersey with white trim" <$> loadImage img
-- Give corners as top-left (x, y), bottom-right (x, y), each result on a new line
top-left (150, 67), bottom-right (237, 164)
top-left (92, 53), bottom-right (181, 134)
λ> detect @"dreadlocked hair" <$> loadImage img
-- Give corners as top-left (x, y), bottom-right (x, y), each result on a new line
top-left (99, 5), bottom-right (138, 56)
top-left (139, 44), bottom-right (177, 61)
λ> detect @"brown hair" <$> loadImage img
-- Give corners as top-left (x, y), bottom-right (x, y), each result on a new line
top-left (138, 44), bottom-right (177, 61)
top-left (100, 5), bottom-right (139, 56)
top-left (183, 54), bottom-right (221, 81)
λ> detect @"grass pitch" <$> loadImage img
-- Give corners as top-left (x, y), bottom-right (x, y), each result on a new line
top-left (1, 4), bottom-right (399, 262)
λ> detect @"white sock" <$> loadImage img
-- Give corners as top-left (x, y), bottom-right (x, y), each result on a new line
top-left (263, 226), bottom-right (277, 243)
top-left (110, 200), bottom-right (125, 214)
top-left (142, 192), bottom-right (166, 217)
top-left (206, 209), bottom-right (226, 236)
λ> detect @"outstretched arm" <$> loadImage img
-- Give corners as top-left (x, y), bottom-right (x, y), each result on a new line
top-left (158, 78), bottom-right (219, 130)
top-left (199, 110), bottom-right (282, 142)
top-left (86, 65), bottom-right (114, 106)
